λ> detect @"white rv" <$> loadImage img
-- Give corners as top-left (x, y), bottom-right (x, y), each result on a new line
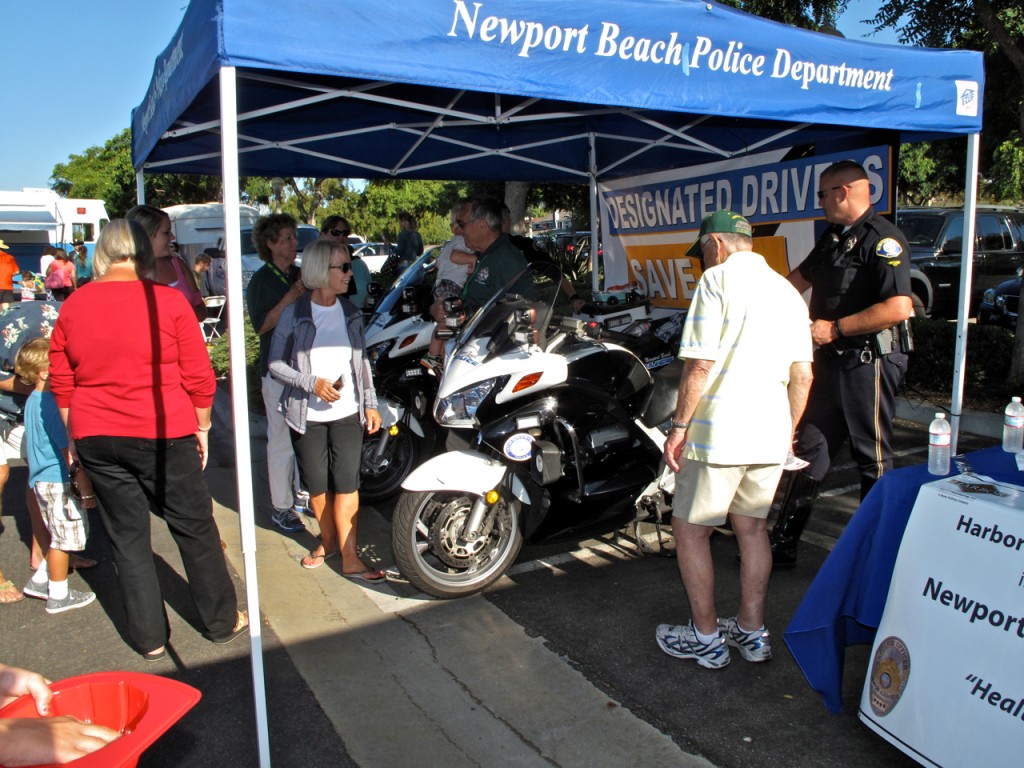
top-left (163, 202), bottom-right (262, 263)
top-left (0, 188), bottom-right (109, 271)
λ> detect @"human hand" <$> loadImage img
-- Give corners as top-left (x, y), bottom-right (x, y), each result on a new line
top-left (663, 428), bottom-right (686, 473)
top-left (0, 716), bottom-right (120, 766)
top-left (70, 465), bottom-right (98, 510)
top-left (365, 408), bottom-right (382, 435)
top-left (195, 430), bottom-right (209, 471)
top-left (810, 318), bottom-right (837, 346)
top-left (314, 377), bottom-right (341, 403)
top-left (0, 665), bottom-right (52, 713)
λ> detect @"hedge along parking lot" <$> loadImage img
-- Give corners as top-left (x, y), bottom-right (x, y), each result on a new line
top-left (905, 317), bottom-right (1018, 411)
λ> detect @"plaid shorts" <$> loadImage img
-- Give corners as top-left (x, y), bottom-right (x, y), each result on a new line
top-left (34, 481), bottom-right (89, 552)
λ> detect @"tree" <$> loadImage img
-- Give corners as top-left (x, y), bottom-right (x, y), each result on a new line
top-left (51, 128), bottom-right (225, 217)
top-left (349, 179), bottom-right (469, 244)
top-left (721, 0), bottom-right (847, 29)
top-left (871, 1), bottom-right (1024, 200)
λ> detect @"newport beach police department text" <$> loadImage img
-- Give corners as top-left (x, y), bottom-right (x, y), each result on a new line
top-left (448, 1), bottom-right (894, 92)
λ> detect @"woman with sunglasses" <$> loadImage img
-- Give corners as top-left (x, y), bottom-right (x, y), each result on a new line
top-left (268, 239), bottom-right (384, 580)
top-left (320, 215), bottom-right (370, 310)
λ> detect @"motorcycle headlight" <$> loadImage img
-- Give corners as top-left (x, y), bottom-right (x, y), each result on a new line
top-left (434, 379), bottom-right (498, 428)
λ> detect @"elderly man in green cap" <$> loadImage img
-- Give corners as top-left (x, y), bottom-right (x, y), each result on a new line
top-left (655, 210), bottom-right (814, 669)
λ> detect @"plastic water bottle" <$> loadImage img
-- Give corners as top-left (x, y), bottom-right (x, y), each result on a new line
top-left (1002, 396), bottom-right (1024, 453)
top-left (928, 413), bottom-right (951, 475)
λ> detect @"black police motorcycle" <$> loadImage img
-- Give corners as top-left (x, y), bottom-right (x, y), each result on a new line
top-left (391, 263), bottom-right (683, 598)
top-left (359, 252), bottom-right (445, 503)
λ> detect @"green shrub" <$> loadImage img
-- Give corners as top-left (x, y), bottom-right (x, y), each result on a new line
top-left (208, 317), bottom-right (264, 415)
top-left (906, 318), bottom-right (1014, 409)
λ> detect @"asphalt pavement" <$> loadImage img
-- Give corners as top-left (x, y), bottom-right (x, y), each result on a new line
top-left (0, 385), bottom-right (1004, 767)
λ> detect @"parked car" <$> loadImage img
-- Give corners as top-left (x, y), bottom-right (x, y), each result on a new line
top-left (353, 242), bottom-right (397, 274)
top-left (896, 207), bottom-right (1024, 318)
top-left (979, 274), bottom-right (1022, 330)
top-left (239, 223), bottom-right (320, 290)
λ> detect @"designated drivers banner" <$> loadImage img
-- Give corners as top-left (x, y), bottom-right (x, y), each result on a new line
top-left (597, 145), bottom-right (894, 309)
top-left (860, 475), bottom-right (1024, 767)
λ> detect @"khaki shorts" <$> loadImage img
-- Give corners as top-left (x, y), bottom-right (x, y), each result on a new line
top-left (672, 460), bottom-right (784, 527)
top-left (0, 423), bottom-right (26, 468)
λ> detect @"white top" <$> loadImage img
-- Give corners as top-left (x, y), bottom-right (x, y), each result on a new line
top-left (678, 251), bottom-right (813, 465)
top-left (307, 301), bottom-right (359, 421)
top-left (436, 234), bottom-right (473, 286)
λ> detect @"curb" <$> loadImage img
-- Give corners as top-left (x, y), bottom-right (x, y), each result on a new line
top-left (896, 397), bottom-right (1003, 440)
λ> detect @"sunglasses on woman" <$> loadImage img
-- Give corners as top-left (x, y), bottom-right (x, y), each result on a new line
top-left (328, 229), bottom-right (351, 237)
top-left (329, 263), bottom-right (352, 273)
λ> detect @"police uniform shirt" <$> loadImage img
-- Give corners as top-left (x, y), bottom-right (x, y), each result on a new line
top-left (798, 207), bottom-right (912, 322)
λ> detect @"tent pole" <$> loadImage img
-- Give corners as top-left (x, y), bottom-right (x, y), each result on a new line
top-left (949, 132), bottom-right (980, 455)
top-left (219, 65), bottom-right (272, 768)
top-left (136, 171), bottom-right (145, 205)
top-left (588, 132), bottom-right (600, 292)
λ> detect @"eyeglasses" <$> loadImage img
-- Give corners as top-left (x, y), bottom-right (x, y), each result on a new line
top-left (700, 235), bottom-right (712, 247)
top-left (329, 263), bottom-right (352, 273)
top-left (328, 229), bottom-right (351, 237)
top-left (816, 185), bottom-right (844, 200)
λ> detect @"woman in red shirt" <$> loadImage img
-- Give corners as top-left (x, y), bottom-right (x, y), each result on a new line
top-left (48, 219), bottom-right (244, 661)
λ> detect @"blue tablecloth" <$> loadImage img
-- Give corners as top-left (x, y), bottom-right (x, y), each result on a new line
top-left (782, 446), bottom-right (1020, 713)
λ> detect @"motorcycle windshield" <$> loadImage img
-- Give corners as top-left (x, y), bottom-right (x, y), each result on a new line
top-left (366, 250), bottom-right (437, 333)
top-left (452, 261), bottom-right (568, 362)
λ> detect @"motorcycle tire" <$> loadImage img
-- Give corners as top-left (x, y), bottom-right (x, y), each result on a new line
top-left (359, 425), bottom-right (425, 505)
top-left (392, 490), bottom-right (523, 599)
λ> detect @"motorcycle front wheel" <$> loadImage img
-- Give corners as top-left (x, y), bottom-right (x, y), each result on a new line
top-left (392, 490), bottom-right (523, 598)
top-left (359, 425), bottom-right (424, 505)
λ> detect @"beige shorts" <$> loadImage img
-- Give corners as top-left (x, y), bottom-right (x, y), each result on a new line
top-left (0, 423), bottom-right (26, 468)
top-left (672, 460), bottom-right (784, 527)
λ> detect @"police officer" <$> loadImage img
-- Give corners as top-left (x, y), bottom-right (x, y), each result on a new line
top-left (770, 160), bottom-right (913, 566)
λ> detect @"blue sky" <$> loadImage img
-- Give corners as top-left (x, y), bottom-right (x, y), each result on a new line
top-left (0, 0), bottom-right (897, 193)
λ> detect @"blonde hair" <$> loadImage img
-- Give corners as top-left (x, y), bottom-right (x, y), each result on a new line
top-left (301, 239), bottom-right (347, 290)
top-left (92, 219), bottom-right (156, 279)
top-left (125, 204), bottom-right (169, 241)
top-left (14, 338), bottom-right (51, 386)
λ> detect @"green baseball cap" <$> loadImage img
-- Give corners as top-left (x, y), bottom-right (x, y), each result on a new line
top-left (686, 210), bottom-right (753, 257)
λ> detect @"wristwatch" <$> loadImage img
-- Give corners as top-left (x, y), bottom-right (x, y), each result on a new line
top-left (669, 420), bottom-right (689, 431)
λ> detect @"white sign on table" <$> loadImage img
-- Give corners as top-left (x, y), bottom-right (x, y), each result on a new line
top-left (860, 473), bottom-right (1024, 767)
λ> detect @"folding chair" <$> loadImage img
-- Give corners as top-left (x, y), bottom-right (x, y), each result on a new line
top-left (201, 295), bottom-right (226, 343)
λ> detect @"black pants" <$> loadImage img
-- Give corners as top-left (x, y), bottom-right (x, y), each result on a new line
top-left (76, 435), bottom-right (237, 653)
top-left (795, 347), bottom-right (908, 485)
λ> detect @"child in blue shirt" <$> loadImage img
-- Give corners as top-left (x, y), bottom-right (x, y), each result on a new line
top-left (16, 338), bottom-right (97, 614)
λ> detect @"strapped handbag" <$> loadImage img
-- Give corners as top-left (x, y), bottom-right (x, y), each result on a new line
top-left (44, 265), bottom-right (64, 290)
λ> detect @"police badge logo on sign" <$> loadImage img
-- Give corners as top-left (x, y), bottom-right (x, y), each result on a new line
top-left (869, 635), bottom-right (911, 716)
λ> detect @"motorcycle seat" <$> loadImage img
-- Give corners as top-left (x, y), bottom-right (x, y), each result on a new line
top-left (639, 358), bottom-right (683, 428)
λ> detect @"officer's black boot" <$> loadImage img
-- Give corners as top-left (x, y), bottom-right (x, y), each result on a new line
top-left (768, 471), bottom-right (820, 568)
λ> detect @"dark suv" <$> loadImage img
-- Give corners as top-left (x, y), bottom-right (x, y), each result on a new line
top-left (896, 207), bottom-right (1024, 318)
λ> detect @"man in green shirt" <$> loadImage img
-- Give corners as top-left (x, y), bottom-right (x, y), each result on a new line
top-left (458, 197), bottom-right (529, 310)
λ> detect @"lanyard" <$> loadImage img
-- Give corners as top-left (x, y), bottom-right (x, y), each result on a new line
top-left (267, 262), bottom-right (292, 288)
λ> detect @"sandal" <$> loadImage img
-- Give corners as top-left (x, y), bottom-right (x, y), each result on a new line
top-left (211, 610), bottom-right (249, 645)
top-left (300, 548), bottom-right (338, 570)
top-left (0, 580), bottom-right (24, 605)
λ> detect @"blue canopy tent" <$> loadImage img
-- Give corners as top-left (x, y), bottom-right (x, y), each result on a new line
top-left (132, 1), bottom-right (984, 759)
